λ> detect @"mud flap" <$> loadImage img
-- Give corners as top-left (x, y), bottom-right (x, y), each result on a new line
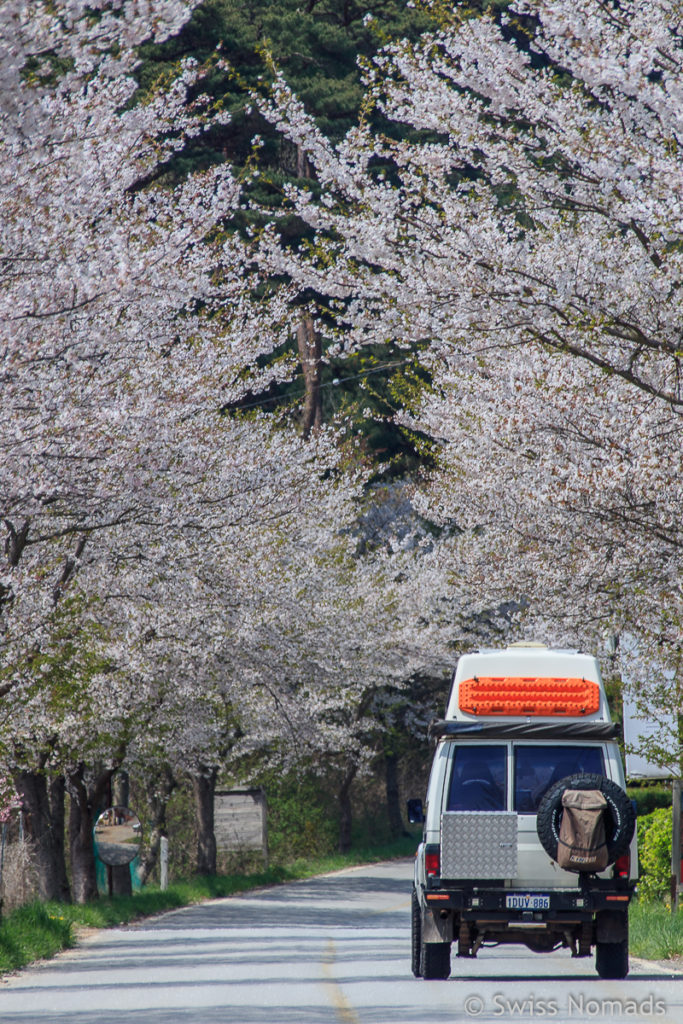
top-left (421, 903), bottom-right (454, 943)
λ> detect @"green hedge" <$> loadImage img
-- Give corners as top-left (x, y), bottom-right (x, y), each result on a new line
top-left (627, 784), bottom-right (672, 817)
top-left (637, 806), bottom-right (673, 902)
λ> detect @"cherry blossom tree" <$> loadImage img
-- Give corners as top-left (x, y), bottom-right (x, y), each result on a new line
top-left (12, 0), bottom-right (683, 897)
top-left (115, 421), bottom-right (369, 871)
top-left (5, 406), bottom-right (365, 894)
top-left (0, 0), bottom-right (324, 898)
top-left (1, 0), bottom-right (297, 657)
top-left (1, 0), bottom-right (471, 897)
top-left (255, 0), bottom-right (683, 761)
top-left (223, 487), bottom-right (507, 849)
top-left (0, 776), bottom-right (22, 825)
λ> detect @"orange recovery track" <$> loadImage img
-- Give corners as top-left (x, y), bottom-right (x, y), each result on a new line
top-left (458, 676), bottom-right (601, 717)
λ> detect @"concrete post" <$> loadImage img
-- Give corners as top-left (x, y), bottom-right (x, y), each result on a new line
top-left (160, 836), bottom-right (169, 891)
top-left (672, 779), bottom-right (681, 912)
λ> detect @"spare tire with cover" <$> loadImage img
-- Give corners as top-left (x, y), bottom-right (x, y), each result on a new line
top-left (536, 773), bottom-right (635, 871)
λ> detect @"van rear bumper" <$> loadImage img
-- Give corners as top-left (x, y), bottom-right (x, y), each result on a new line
top-left (423, 879), bottom-right (634, 917)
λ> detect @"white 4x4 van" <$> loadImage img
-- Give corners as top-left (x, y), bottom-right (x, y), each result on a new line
top-left (410, 644), bottom-right (636, 981)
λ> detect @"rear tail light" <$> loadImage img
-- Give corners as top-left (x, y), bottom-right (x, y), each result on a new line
top-left (613, 853), bottom-right (630, 879)
top-left (425, 849), bottom-right (440, 877)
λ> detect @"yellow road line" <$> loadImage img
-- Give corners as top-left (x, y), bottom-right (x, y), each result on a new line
top-left (321, 938), bottom-right (361, 1024)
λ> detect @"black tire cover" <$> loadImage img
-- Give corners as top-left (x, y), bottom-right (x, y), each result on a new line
top-left (536, 772), bottom-right (635, 870)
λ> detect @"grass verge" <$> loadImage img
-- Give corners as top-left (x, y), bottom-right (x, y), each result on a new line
top-left (630, 899), bottom-right (683, 961)
top-left (0, 834), bottom-right (418, 975)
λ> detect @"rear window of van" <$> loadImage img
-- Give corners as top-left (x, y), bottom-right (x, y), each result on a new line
top-left (514, 745), bottom-right (605, 813)
top-left (446, 745), bottom-right (507, 811)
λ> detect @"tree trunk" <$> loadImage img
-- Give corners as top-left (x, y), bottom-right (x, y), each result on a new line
top-left (138, 768), bottom-right (176, 886)
top-left (111, 769), bottom-right (129, 808)
top-left (15, 770), bottom-right (68, 902)
top-left (110, 770), bottom-right (132, 897)
top-left (47, 775), bottom-right (72, 902)
top-left (296, 315), bottom-right (323, 438)
top-left (384, 751), bottom-right (404, 838)
top-left (67, 764), bottom-right (116, 903)
top-left (293, 141), bottom-right (322, 437)
top-left (192, 766), bottom-right (217, 875)
top-left (338, 767), bottom-right (357, 854)
top-left (68, 767), bottom-right (98, 903)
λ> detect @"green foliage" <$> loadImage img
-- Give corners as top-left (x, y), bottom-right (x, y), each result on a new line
top-left (32, 600), bottom-right (112, 707)
top-left (628, 784), bottom-right (672, 817)
top-left (0, 595), bottom-right (116, 764)
top-left (630, 900), bottom-right (683, 961)
top-left (134, 1), bottom-right (439, 465)
top-left (139, 0), bottom-right (434, 148)
top-left (135, 0), bottom-right (433, 209)
top-left (21, 53), bottom-right (74, 87)
top-left (637, 807), bottom-right (673, 903)
top-left (323, 346), bottom-right (436, 479)
top-left (601, 669), bottom-right (623, 726)
top-left (163, 782), bottom-right (198, 879)
top-left (420, 0), bottom-right (510, 27)
top-left (226, 344), bottom-right (433, 475)
top-left (252, 768), bottom-right (338, 861)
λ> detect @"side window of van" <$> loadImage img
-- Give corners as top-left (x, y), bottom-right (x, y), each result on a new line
top-left (447, 745), bottom-right (507, 811)
top-left (514, 745), bottom-right (605, 813)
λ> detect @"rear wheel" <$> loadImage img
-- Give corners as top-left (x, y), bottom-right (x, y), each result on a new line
top-left (595, 937), bottom-right (629, 979)
top-left (420, 940), bottom-right (451, 980)
top-left (411, 888), bottom-right (422, 977)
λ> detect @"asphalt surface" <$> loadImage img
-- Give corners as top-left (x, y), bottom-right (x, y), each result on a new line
top-left (1, 859), bottom-right (682, 1023)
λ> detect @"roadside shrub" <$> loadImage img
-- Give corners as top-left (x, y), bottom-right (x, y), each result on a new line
top-left (256, 769), bottom-right (337, 862)
top-left (637, 807), bottom-right (672, 902)
top-left (0, 837), bottom-right (38, 913)
top-left (628, 785), bottom-right (672, 817)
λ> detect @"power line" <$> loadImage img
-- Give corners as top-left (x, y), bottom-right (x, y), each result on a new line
top-left (227, 356), bottom-right (419, 412)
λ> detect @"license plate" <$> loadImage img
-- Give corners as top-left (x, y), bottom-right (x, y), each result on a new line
top-left (506, 893), bottom-right (550, 910)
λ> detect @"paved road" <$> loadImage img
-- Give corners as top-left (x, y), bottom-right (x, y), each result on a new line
top-left (1, 860), bottom-right (682, 1024)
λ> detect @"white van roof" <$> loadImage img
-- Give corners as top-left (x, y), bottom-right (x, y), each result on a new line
top-left (445, 646), bottom-right (611, 724)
